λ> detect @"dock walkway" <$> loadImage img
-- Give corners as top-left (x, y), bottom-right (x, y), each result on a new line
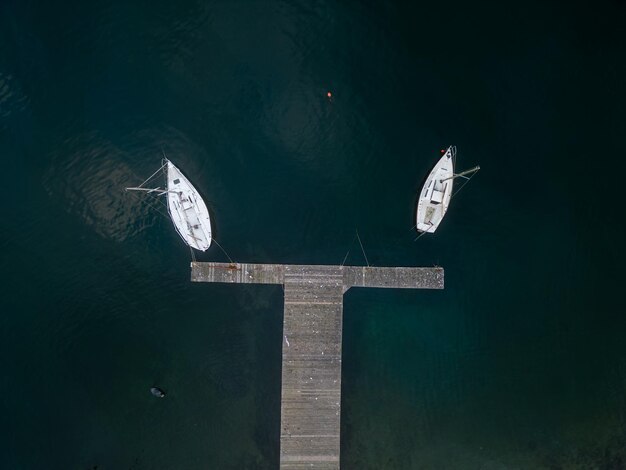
top-left (191, 262), bottom-right (444, 469)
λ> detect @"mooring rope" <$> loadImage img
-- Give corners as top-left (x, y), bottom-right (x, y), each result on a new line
top-left (413, 228), bottom-right (430, 242)
top-left (340, 233), bottom-right (358, 266)
top-left (356, 230), bottom-right (370, 267)
top-left (212, 238), bottom-right (234, 263)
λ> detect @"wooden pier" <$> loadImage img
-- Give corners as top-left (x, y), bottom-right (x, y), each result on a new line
top-left (191, 262), bottom-right (444, 469)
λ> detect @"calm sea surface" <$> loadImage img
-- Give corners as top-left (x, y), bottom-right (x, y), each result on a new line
top-left (1, 0), bottom-right (625, 468)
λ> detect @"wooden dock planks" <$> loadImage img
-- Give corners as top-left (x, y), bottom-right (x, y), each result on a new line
top-left (342, 266), bottom-right (444, 292)
top-left (191, 262), bottom-right (284, 285)
top-left (190, 261), bottom-right (444, 469)
top-left (281, 265), bottom-right (344, 469)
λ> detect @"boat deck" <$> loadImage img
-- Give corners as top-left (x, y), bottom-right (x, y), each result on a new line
top-left (166, 161), bottom-right (212, 251)
top-left (191, 262), bottom-right (444, 469)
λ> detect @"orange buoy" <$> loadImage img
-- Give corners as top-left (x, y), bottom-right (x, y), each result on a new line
top-left (327, 91), bottom-right (332, 98)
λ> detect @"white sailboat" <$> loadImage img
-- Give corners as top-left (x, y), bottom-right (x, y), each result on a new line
top-left (416, 146), bottom-right (479, 234)
top-left (126, 158), bottom-right (212, 251)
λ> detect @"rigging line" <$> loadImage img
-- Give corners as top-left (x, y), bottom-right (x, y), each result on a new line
top-left (155, 195), bottom-right (169, 210)
top-left (212, 238), bottom-right (234, 264)
top-left (129, 169), bottom-right (148, 186)
top-left (127, 189), bottom-right (171, 221)
top-left (189, 245), bottom-right (197, 262)
top-left (356, 230), bottom-right (370, 267)
top-left (138, 162), bottom-right (168, 188)
top-left (139, 198), bottom-right (169, 223)
top-left (340, 233), bottom-right (358, 266)
top-left (142, 164), bottom-right (167, 188)
top-left (451, 170), bottom-right (478, 199)
top-left (129, 186), bottom-right (169, 211)
top-left (134, 191), bottom-right (170, 220)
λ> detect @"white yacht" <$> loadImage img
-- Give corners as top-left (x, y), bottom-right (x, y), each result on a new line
top-left (416, 146), bottom-right (479, 234)
top-left (126, 158), bottom-right (212, 251)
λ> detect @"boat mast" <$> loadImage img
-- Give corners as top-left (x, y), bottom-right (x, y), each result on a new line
top-left (440, 165), bottom-right (480, 182)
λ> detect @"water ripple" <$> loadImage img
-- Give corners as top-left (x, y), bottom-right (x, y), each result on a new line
top-left (42, 131), bottom-right (160, 242)
top-left (0, 72), bottom-right (30, 129)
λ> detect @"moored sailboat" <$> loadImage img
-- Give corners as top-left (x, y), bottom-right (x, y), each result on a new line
top-left (416, 146), bottom-right (479, 234)
top-left (126, 158), bottom-right (212, 251)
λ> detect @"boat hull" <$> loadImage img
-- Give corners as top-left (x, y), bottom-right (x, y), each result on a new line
top-left (416, 147), bottom-right (455, 233)
top-left (166, 161), bottom-right (212, 251)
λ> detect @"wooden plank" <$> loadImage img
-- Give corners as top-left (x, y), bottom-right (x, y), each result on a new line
top-left (281, 265), bottom-right (343, 470)
top-left (190, 261), bottom-right (284, 284)
top-left (342, 266), bottom-right (444, 291)
top-left (191, 263), bottom-right (444, 291)
top-left (190, 261), bottom-right (445, 469)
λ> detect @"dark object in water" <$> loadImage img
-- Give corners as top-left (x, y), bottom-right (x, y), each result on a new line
top-left (150, 387), bottom-right (166, 398)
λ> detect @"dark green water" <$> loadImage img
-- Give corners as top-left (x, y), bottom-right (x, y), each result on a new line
top-left (1, 0), bottom-right (625, 468)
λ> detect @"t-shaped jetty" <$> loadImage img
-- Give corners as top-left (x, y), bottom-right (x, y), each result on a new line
top-left (191, 262), bottom-right (444, 469)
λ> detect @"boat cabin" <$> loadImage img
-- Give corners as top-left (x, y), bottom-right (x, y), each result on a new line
top-left (424, 177), bottom-right (448, 205)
